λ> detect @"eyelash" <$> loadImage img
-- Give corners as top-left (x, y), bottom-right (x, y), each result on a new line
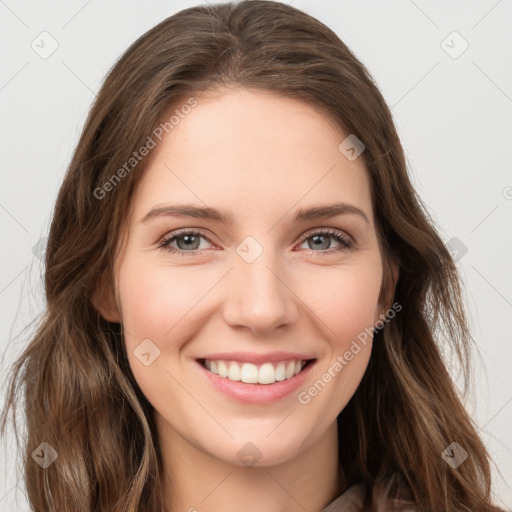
top-left (156, 228), bottom-right (353, 257)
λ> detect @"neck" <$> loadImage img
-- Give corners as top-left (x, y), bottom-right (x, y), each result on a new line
top-left (156, 416), bottom-right (343, 512)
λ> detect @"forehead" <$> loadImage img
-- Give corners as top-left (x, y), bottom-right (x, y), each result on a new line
top-left (131, 88), bottom-right (373, 227)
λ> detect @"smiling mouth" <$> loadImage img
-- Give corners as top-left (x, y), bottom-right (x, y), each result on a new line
top-left (197, 358), bottom-right (316, 385)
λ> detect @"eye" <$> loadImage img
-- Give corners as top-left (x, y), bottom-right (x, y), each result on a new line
top-left (157, 228), bottom-right (214, 256)
top-left (296, 229), bottom-right (353, 255)
top-left (157, 228), bottom-right (353, 257)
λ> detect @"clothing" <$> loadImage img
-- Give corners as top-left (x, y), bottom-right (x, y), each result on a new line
top-left (321, 482), bottom-right (366, 512)
top-left (321, 473), bottom-right (418, 512)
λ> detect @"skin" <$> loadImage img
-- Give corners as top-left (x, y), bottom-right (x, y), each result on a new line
top-left (96, 87), bottom-right (397, 512)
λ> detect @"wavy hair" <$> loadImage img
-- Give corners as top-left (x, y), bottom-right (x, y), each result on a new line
top-left (0, 1), bottom-right (504, 510)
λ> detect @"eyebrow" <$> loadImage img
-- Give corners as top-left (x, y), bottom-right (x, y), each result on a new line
top-left (140, 202), bottom-right (370, 226)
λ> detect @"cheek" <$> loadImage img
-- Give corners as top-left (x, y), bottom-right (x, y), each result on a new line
top-left (118, 258), bottom-right (208, 341)
top-left (302, 262), bottom-right (381, 395)
top-left (116, 258), bottom-right (206, 388)
top-left (303, 261), bottom-right (383, 348)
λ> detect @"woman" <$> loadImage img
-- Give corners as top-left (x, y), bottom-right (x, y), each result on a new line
top-left (0, 1), bottom-right (504, 510)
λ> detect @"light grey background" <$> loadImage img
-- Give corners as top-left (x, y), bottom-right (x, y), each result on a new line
top-left (1, 0), bottom-right (511, 509)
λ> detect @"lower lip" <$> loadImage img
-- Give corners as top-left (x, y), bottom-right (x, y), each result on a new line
top-left (194, 359), bottom-right (317, 404)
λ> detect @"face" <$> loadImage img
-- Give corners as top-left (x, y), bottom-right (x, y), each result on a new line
top-left (101, 88), bottom-right (391, 468)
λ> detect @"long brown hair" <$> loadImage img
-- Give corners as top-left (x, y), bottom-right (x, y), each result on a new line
top-left (0, 1), bottom-right (504, 510)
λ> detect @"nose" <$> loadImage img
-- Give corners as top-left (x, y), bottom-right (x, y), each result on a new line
top-left (222, 249), bottom-right (299, 335)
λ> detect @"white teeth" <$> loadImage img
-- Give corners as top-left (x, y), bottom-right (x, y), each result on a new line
top-left (217, 360), bottom-right (228, 378)
top-left (227, 362), bottom-right (241, 381)
top-left (274, 362), bottom-right (286, 382)
top-left (286, 361), bottom-right (296, 379)
top-left (240, 363), bottom-right (259, 384)
top-left (202, 358), bottom-right (309, 384)
top-left (258, 363), bottom-right (275, 384)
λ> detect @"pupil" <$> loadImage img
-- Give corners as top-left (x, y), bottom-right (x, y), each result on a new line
top-left (310, 234), bottom-right (329, 250)
top-left (179, 235), bottom-right (199, 250)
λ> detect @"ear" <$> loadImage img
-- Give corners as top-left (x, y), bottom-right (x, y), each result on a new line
top-left (379, 256), bottom-right (400, 314)
top-left (388, 257), bottom-right (399, 307)
top-left (90, 273), bottom-right (121, 323)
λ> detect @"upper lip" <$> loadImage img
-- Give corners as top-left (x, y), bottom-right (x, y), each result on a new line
top-left (197, 352), bottom-right (316, 364)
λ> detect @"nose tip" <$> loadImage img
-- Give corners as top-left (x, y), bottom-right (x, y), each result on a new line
top-left (222, 257), bottom-right (298, 335)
